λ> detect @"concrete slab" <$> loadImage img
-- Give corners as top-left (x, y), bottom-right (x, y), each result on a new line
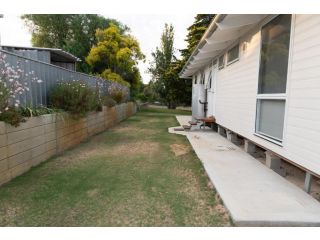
top-left (169, 115), bottom-right (320, 226)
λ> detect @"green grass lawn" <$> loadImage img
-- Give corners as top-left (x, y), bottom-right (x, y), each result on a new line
top-left (0, 107), bottom-right (231, 226)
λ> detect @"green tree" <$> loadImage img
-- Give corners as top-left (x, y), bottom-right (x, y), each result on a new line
top-left (86, 24), bottom-right (145, 94)
top-left (149, 24), bottom-right (187, 108)
top-left (21, 14), bottom-right (128, 73)
top-left (148, 24), bottom-right (175, 83)
top-left (148, 15), bottom-right (215, 108)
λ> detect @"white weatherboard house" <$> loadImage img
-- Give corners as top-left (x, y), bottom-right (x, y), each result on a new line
top-left (180, 14), bottom-right (320, 189)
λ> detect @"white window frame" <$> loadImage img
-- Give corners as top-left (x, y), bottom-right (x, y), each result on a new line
top-left (226, 44), bottom-right (240, 66)
top-left (255, 94), bottom-right (286, 145)
top-left (218, 54), bottom-right (225, 70)
top-left (255, 14), bottom-right (293, 146)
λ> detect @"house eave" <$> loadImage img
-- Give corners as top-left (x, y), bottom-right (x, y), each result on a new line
top-left (179, 14), bottom-right (269, 79)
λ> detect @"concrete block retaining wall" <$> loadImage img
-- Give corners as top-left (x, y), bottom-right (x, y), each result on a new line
top-left (0, 102), bottom-right (137, 186)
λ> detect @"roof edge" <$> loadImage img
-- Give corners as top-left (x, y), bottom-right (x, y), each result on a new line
top-left (0, 45), bottom-right (81, 62)
top-left (179, 14), bottom-right (226, 78)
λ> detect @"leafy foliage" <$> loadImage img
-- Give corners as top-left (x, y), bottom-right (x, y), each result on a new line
top-left (86, 24), bottom-right (145, 95)
top-left (21, 14), bottom-right (128, 73)
top-left (48, 81), bottom-right (102, 119)
top-left (162, 60), bottom-right (192, 108)
top-left (148, 24), bottom-right (192, 108)
top-left (0, 107), bottom-right (26, 127)
top-left (0, 106), bottom-right (59, 127)
top-left (102, 96), bottom-right (117, 107)
top-left (147, 15), bottom-right (215, 108)
top-left (100, 69), bottom-right (130, 87)
top-left (148, 24), bottom-right (175, 82)
top-left (20, 106), bottom-right (58, 117)
top-left (108, 83), bottom-right (128, 104)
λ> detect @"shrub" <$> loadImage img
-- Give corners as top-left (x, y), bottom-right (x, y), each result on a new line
top-left (109, 90), bottom-right (124, 104)
top-left (136, 93), bottom-right (148, 102)
top-left (103, 96), bottom-right (116, 107)
top-left (108, 82), bottom-right (129, 104)
top-left (0, 107), bottom-right (26, 127)
top-left (48, 81), bottom-right (102, 119)
top-left (20, 106), bottom-right (57, 117)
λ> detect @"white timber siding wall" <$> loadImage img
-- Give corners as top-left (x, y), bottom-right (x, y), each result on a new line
top-left (197, 14), bottom-right (320, 175)
top-left (283, 15), bottom-right (320, 175)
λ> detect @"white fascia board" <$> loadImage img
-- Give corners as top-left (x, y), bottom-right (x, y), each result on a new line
top-left (179, 14), bottom-right (269, 78)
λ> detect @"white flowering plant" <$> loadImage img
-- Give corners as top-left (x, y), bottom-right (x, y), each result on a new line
top-left (0, 52), bottom-right (43, 126)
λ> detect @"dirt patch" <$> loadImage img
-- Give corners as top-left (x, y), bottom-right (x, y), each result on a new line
top-left (171, 166), bottom-right (230, 226)
top-left (87, 188), bottom-right (99, 198)
top-left (214, 204), bottom-right (227, 215)
top-left (50, 140), bottom-right (160, 169)
top-left (111, 141), bottom-right (159, 155)
top-left (170, 144), bottom-right (190, 156)
top-left (173, 168), bottom-right (201, 197)
top-left (0, 205), bottom-right (22, 226)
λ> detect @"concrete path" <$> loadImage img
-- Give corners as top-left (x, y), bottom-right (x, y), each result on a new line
top-left (169, 115), bottom-right (320, 226)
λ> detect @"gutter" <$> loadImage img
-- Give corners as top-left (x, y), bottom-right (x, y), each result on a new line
top-left (179, 14), bottom-right (226, 78)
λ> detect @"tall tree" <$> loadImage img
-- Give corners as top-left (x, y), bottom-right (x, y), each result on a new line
top-left (148, 23), bottom-right (175, 83)
top-left (148, 15), bottom-right (215, 107)
top-left (148, 24), bottom-right (175, 107)
top-left (149, 24), bottom-right (190, 108)
top-left (21, 14), bottom-right (128, 73)
top-left (86, 24), bottom-right (145, 94)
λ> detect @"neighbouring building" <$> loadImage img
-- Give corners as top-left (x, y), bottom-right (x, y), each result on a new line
top-left (180, 14), bottom-right (320, 189)
top-left (0, 45), bottom-right (80, 71)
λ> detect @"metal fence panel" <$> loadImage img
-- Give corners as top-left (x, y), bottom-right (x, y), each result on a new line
top-left (0, 50), bottom-right (129, 108)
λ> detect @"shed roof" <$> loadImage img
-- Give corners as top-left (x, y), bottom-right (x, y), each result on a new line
top-left (0, 45), bottom-right (81, 63)
top-left (179, 14), bottom-right (269, 78)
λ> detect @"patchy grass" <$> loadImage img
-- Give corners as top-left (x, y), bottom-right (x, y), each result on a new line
top-left (0, 107), bottom-right (231, 226)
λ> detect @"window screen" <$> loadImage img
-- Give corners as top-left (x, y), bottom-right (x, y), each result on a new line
top-left (256, 99), bottom-right (285, 141)
top-left (258, 14), bottom-right (292, 94)
top-left (227, 44), bottom-right (239, 64)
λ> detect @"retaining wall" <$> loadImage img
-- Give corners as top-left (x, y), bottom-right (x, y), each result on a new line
top-left (0, 102), bottom-right (137, 186)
